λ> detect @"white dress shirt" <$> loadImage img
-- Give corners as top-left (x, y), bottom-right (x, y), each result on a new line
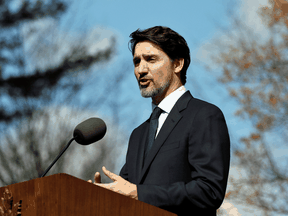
top-left (152, 85), bottom-right (187, 137)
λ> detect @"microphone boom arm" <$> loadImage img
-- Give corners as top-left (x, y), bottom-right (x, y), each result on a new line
top-left (41, 137), bottom-right (76, 177)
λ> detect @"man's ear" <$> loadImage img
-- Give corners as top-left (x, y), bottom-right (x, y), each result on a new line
top-left (174, 58), bottom-right (184, 74)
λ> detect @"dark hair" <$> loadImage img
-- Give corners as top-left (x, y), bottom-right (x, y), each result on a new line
top-left (129, 26), bottom-right (190, 85)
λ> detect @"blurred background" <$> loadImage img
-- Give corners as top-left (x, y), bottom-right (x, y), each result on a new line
top-left (0, 0), bottom-right (287, 215)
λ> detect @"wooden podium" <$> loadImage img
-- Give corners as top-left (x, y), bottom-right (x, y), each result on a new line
top-left (0, 173), bottom-right (176, 216)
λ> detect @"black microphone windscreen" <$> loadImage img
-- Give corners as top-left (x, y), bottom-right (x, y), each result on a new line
top-left (73, 118), bottom-right (107, 145)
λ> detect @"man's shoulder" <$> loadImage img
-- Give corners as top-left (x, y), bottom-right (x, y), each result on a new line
top-left (179, 91), bottom-right (223, 113)
top-left (133, 119), bottom-right (149, 131)
top-left (189, 97), bottom-right (220, 110)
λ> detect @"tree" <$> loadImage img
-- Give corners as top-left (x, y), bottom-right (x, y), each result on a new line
top-left (0, 0), bottom-right (115, 127)
top-left (0, 0), bottom-right (129, 185)
top-left (201, 0), bottom-right (288, 215)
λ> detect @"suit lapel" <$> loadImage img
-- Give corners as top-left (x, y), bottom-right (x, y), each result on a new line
top-left (135, 121), bottom-right (149, 183)
top-left (139, 91), bottom-right (193, 183)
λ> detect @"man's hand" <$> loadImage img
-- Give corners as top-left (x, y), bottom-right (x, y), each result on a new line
top-left (88, 166), bottom-right (138, 200)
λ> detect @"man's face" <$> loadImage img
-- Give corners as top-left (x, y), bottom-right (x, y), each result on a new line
top-left (133, 41), bottom-right (177, 103)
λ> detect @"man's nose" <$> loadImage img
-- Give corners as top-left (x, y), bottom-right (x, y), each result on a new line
top-left (137, 61), bottom-right (148, 74)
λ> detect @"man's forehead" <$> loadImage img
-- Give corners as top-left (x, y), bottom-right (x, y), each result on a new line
top-left (134, 41), bottom-right (161, 56)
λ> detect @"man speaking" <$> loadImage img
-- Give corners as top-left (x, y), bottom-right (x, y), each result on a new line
top-left (88, 26), bottom-right (230, 216)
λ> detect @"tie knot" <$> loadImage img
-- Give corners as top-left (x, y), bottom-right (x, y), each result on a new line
top-left (151, 107), bottom-right (162, 120)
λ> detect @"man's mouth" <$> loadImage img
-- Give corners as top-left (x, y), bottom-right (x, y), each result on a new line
top-left (139, 79), bottom-right (151, 86)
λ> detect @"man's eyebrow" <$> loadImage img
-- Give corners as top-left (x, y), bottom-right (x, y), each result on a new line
top-left (134, 54), bottom-right (157, 59)
top-left (143, 54), bottom-right (157, 58)
top-left (133, 54), bottom-right (158, 62)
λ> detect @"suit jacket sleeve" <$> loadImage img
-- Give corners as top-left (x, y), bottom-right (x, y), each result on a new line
top-left (120, 103), bottom-right (230, 214)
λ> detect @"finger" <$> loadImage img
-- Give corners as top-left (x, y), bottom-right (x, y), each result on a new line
top-left (94, 172), bottom-right (101, 183)
top-left (87, 180), bottom-right (92, 183)
top-left (102, 166), bottom-right (118, 181)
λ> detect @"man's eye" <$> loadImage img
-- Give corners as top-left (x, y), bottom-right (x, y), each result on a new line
top-left (147, 57), bottom-right (156, 62)
top-left (134, 60), bottom-right (140, 66)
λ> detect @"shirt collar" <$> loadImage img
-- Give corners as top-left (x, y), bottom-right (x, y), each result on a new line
top-left (152, 86), bottom-right (187, 113)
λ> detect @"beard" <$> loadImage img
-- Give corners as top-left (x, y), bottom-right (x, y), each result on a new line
top-left (139, 80), bottom-right (171, 98)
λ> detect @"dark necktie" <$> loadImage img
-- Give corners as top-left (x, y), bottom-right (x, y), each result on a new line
top-left (144, 107), bottom-right (162, 160)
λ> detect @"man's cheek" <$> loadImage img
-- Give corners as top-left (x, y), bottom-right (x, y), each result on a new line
top-left (154, 71), bottom-right (166, 84)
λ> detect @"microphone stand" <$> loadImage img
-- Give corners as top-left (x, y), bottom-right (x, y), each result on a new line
top-left (41, 137), bottom-right (76, 177)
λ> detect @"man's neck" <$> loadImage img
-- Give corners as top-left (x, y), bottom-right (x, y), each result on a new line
top-left (152, 83), bottom-right (183, 105)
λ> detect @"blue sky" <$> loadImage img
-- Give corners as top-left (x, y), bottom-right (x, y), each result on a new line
top-left (62, 0), bottom-right (230, 44)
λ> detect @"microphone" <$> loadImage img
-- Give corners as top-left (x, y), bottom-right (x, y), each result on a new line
top-left (73, 118), bottom-right (107, 145)
top-left (41, 117), bottom-right (107, 177)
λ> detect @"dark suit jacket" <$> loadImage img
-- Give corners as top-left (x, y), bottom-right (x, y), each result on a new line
top-left (120, 91), bottom-right (230, 216)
